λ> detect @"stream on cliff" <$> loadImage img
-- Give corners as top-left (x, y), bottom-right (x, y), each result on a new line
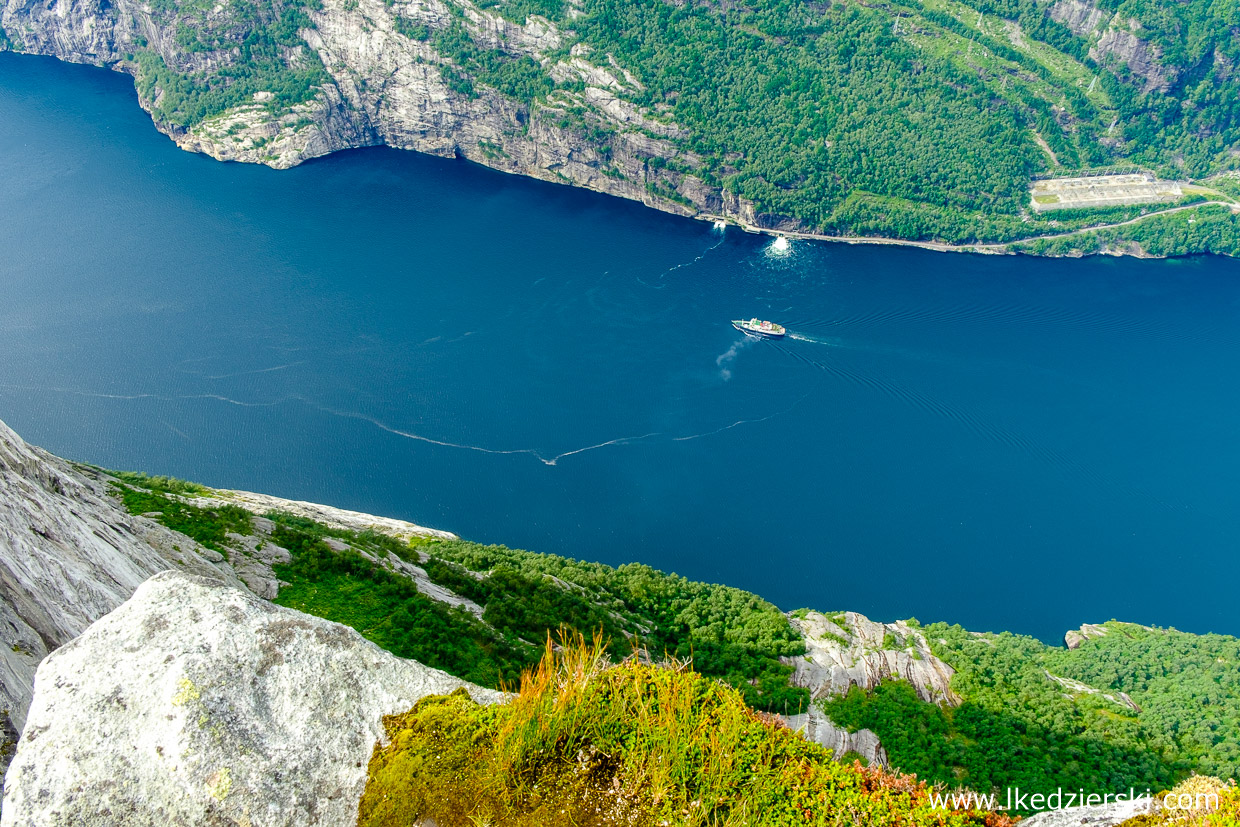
top-left (3, 52), bottom-right (1239, 641)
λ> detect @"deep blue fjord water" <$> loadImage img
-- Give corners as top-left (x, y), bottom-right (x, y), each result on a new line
top-left (2, 52), bottom-right (1238, 642)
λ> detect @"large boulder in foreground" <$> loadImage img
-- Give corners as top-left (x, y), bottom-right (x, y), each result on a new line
top-left (1, 570), bottom-right (500, 826)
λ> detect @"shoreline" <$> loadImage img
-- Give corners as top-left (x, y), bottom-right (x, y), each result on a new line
top-left (1, 51), bottom-right (1234, 260)
top-left (697, 200), bottom-right (1240, 259)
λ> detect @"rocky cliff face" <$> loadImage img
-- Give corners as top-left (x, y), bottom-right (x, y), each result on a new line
top-left (0, 416), bottom-right (457, 780)
top-left (1049, 0), bottom-right (1174, 92)
top-left (0, 418), bottom-right (1198, 823)
top-left (1, 571), bottom-right (499, 826)
top-left (0, 419), bottom-right (243, 764)
top-left (785, 611), bottom-right (959, 706)
top-left (0, 0), bottom-right (772, 229)
top-left (783, 707), bottom-right (889, 769)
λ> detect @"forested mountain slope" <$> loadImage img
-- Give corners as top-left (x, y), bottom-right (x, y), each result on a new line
top-left (99, 467), bottom-right (1240, 814)
top-left (823, 620), bottom-right (1240, 805)
top-left (2, 0), bottom-right (1238, 254)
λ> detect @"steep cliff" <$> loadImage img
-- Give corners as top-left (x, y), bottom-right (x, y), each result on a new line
top-left (786, 611), bottom-right (959, 706)
top-left (0, 0), bottom-right (753, 225)
top-left (783, 707), bottom-right (890, 768)
top-left (0, 417), bottom-right (455, 779)
top-left (1049, 0), bottom-right (1175, 92)
top-left (0, 420), bottom-right (243, 764)
top-left (3, 417), bottom-right (1234, 819)
top-left (3, 0), bottom-right (1236, 254)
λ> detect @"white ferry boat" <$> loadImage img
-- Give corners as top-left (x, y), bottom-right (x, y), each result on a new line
top-left (731, 318), bottom-right (786, 338)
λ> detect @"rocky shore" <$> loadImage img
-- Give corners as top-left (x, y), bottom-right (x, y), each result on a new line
top-left (0, 0), bottom-right (775, 230)
top-left (5, 0), bottom-right (1229, 258)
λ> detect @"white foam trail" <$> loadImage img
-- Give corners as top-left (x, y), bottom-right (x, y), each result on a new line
top-left (0, 383), bottom-right (160, 401)
top-left (672, 387), bottom-right (817, 442)
top-left (0, 383), bottom-right (293, 408)
top-left (304, 404), bottom-right (549, 461)
top-left (542, 433), bottom-right (662, 466)
top-left (206, 361), bottom-right (305, 380)
top-left (189, 394), bottom-right (289, 407)
top-left (304, 402), bottom-right (661, 467)
top-left (712, 220), bottom-right (728, 232)
top-left (637, 236), bottom-right (726, 289)
top-left (5, 382), bottom-right (806, 470)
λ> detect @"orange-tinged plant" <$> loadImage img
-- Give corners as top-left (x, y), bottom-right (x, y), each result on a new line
top-left (357, 631), bottom-right (1012, 827)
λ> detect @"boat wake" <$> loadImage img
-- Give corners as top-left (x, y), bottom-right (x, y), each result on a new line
top-left (636, 236), bottom-right (725, 289)
top-left (786, 332), bottom-right (839, 346)
top-left (4, 382), bottom-right (806, 469)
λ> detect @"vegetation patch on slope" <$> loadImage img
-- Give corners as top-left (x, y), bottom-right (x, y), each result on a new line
top-left (429, 18), bottom-right (558, 103)
top-left (107, 475), bottom-right (806, 710)
top-left (420, 538), bottom-right (809, 712)
top-left (820, 621), bottom-right (1240, 811)
top-left (112, 480), bottom-right (252, 553)
top-left (277, 530), bottom-right (809, 711)
top-left (1014, 205), bottom-right (1240, 257)
top-left (131, 0), bottom-right (328, 127)
top-left (1115, 776), bottom-right (1240, 827)
top-left (269, 521), bottom-right (535, 687)
top-left (358, 635), bottom-right (1013, 827)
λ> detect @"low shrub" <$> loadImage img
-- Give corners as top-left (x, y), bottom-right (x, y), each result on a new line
top-left (1116, 777), bottom-right (1240, 827)
top-left (112, 485), bottom-right (251, 552)
top-left (357, 633), bottom-right (1012, 827)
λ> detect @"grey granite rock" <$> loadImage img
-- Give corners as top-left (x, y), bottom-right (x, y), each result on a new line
top-left (1018, 795), bottom-right (1155, 827)
top-left (0, 570), bottom-right (500, 826)
top-left (786, 611), bottom-right (959, 705)
top-left (782, 707), bottom-right (889, 768)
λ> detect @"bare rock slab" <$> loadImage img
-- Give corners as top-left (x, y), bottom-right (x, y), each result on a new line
top-left (1, 570), bottom-right (500, 827)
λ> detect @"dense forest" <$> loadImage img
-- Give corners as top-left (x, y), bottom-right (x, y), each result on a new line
top-left (3, 0), bottom-right (1236, 252)
top-left (823, 621), bottom-right (1240, 810)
